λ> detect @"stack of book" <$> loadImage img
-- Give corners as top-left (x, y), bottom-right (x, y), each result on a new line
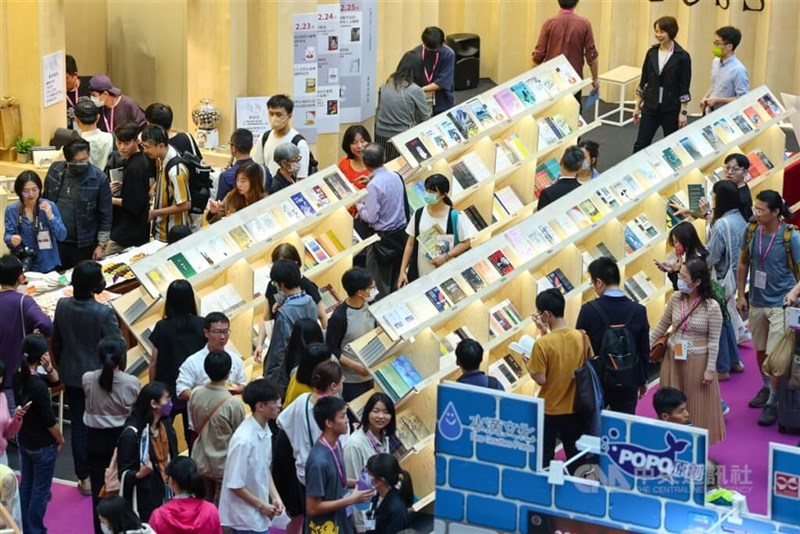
top-left (537, 114), bottom-right (574, 149)
top-left (394, 411), bottom-right (431, 452)
top-left (302, 231), bottom-right (347, 268)
top-left (439, 326), bottom-right (477, 355)
top-left (534, 157), bottom-right (560, 198)
top-left (492, 187), bottom-right (525, 222)
top-left (451, 152), bottom-right (492, 193)
top-left (488, 299), bottom-right (524, 338)
top-left (488, 354), bottom-right (527, 389)
top-left (494, 133), bottom-right (532, 173)
top-left (374, 355), bottom-right (424, 402)
top-left (624, 273), bottom-right (659, 303)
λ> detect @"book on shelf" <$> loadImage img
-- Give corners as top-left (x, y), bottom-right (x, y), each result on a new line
top-left (595, 242), bottom-right (617, 262)
top-left (594, 187), bottom-right (620, 210)
top-left (451, 161), bottom-right (477, 190)
top-left (228, 226), bottom-right (254, 250)
top-left (323, 173), bottom-right (352, 200)
top-left (633, 214), bottom-right (659, 240)
top-left (536, 117), bottom-right (563, 147)
top-left (578, 199), bottom-right (603, 222)
top-left (632, 272), bottom-right (658, 296)
top-left (375, 355), bottom-right (423, 401)
top-left (758, 94), bottom-right (782, 117)
top-left (534, 170), bottom-right (556, 198)
top-left (317, 230), bottom-right (346, 257)
top-left (730, 112), bottom-right (753, 135)
top-left (480, 95), bottom-right (509, 123)
top-left (624, 278), bottom-right (647, 303)
top-left (460, 266), bottom-right (487, 293)
top-left (549, 114), bottom-right (573, 137)
top-left (465, 98), bottom-right (495, 128)
top-left (439, 326), bottom-right (477, 354)
top-left (505, 228), bottom-right (536, 260)
top-left (633, 166), bottom-right (660, 186)
top-left (662, 147), bottom-right (686, 171)
top-left (678, 137), bottom-right (703, 161)
top-left (309, 185), bottom-right (332, 209)
top-left (503, 353), bottom-right (527, 378)
top-left (199, 284), bottom-right (245, 316)
top-left (168, 252), bottom-right (198, 279)
top-left (510, 81), bottom-right (537, 108)
top-left (278, 200), bottom-right (304, 223)
top-left (546, 268), bottom-right (574, 295)
top-left (488, 249), bottom-right (515, 276)
top-left (440, 277), bottom-right (470, 304)
top-left (461, 152), bottom-right (492, 183)
top-left (381, 304), bottom-right (417, 337)
top-left (536, 224), bottom-right (559, 248)
top-left (421, 126), bottom-right (450, 154)
top-left (581, 251), bottom-right (595, 282)
top-left (624, 226), bottom-right (644, 255)
top-left (437, 117), bottom-right (464, 145)
top-left (244, 217), bottom-right (271, 242)
top-left (505, 133), bottom-right (531, 161)
top-left (701, 125), bottom-right (724, 151)
top-left (303, 236), bottom-right (331, 264)
top-left (488, 358), bottom-right (519, 390)
top-left (746, 149), bottom-right (773, 178)
top-left (493, 88), bottom-right (525, 117)
top-left (354, 333), bottom-right (391, 368)
top-left (463, 206), bottom-right (489, 231)
top-left (713, 118), bottom-right (737, 143)
top-left (494, 142), bottom-right (518, 173)
top-left (553, 64), bottom-right (580, 88)
top-left (303, 249), bottom-right (318, 270)
top-left (319, 284), bottom-right (342, 315)
top-left (197, 235), bottom-right (236, 266)
top-left (687, 132), bottom-right (715, 158)
top-left (395, 412), bottom-right (431, 451)
top-left (404, 137), bottom-right (433, 164)
top-left (447, 107), bottom-right (481, 139)
top-left (666, 191), bottom-right (690, 228)
top-left (537, 73), bottom-right (559, 96)
top-left (473, 259), bottom-right (501, 284)
top-left (252, 263), bottom-right (271, 296)
top-left (488, 299), bottom-right (523, 337)
top-left (554, 213), bottom-right (579, 236)
top-left (291, 192), bottom-right (317, 217)
top-left (524, 76), bottom-right (550, 101)
top-left (536, 157), bottom-right (560, 180)
top-left (687, 183), bottom-right (706, 213)
top-left (425, 286), bottom-right (451, 312)
top-left (567, 205), bottom-right (592, 228)
top-left (536, 275), bottom-right (555, 292)
top-left (742, 105), bottom-right (765, 128)
top-left (494, 186), bottom-right (524, 216)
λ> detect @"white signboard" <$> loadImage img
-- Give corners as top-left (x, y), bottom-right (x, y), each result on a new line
top-left (235, 96), bottom-right (271, 139)
top-left (42, 51), bottom-right (65, 108)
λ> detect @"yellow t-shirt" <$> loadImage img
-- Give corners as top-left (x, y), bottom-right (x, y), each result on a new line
top-left (285, 372), bottom-right (314, 407)
top-left (527, 328), bottom-right (589, 415)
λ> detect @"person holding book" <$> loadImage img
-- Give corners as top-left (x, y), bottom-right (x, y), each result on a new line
top-left (306, 396), bottom-right (375, 534)
top-left (536, 146), bottom-right (585, 211)
top-left (455, 339), bottom-right (503, 391)
top-left (366, 453), bottom-right (414, 533)
top-left (414, 26), bottom-right (455, 116)
top-left (206, 162), bottom-right (266, 224)
top-left (651, 259), bottom-right (725, 444)
top-left (344, 392), bottom-right (396, 533)
top-left (108, 121), bottom-right (151, 255)
top-left (374, 51), bottom-right (431, 161)
top-left (397, 174), bottom-right (473, 287)
top-left (632, 16), bottom-right (692, 153)
top-left (700, 26), bottom-right (749, 114)
top-left (326, 268), bottom-right (378, 401)
top-left (284, 323), bottom-right (326, 406)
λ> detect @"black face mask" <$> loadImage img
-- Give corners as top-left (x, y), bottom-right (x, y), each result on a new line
top-left (67, 161), bottom-right (89, 176)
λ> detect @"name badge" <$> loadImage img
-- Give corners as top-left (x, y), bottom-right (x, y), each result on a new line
top-left (674, 339), bottom-right (690, 361)
top-left (37, 230), bottom-right (52, 250)
top-left (364, 518), bottom-right (376, 530)
top-left (754, 270), bottom-right (767, 290)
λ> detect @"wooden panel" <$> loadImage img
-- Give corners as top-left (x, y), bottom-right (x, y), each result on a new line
top-left (64, 1), bottom-right (108, 75)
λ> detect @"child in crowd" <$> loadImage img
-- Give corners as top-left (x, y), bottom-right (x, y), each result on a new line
top-left (653, 387), bottom-right (691, 425)
top-left (148, 457), bottom-right (221, 534)
top-left (366, 453), bottom-right (414, 533)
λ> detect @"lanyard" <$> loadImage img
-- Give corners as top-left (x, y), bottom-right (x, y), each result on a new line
top-left (320, 437), bottom-right (347, 489)
top-left (17, 207), bottom-right (41, 234)
top-left (365, 430), bottom-right (386, 454)
top-left (103, 104), bottom-right (115, 133)
top-left (757, 226), bottom-right (778, 265)
top-left (679, 297), bottom-right (701, 334)
top-left (422, 48), bottom-right (439, 84)
top-left (283, 291), bottom-right (307, 304)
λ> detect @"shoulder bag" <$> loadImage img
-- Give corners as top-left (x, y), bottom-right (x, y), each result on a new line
top-left (573, 331), bottom-right (598, 415)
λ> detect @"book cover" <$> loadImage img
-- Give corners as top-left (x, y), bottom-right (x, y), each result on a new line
top-left (634, 215), bottom-right (659, 239)
top-left (746, 152), bottom-right (769, 177)
top-left (505, 228), bottom-right (536, 259)
top-left (701, 125), bottom-right (724, 151)
top-left (281, 200), bottom-right (305, 222)
top-left (758, 94), bottom-right (782, 117)
top-left (578, 199), bottom-right (603, 222)
top-left (451, 161), bottom-right (478, 190)
top-left (425, 287), bottom-right (450, 312)
top-left (553, 65), bottom-right (579, 89)
top-left (404, 137), bottom-right (433, 164)
top-left (743, 105), bottom-right (764, 127)
top-left (317, 231), bottom-right (345, 257)
top-left (624, 279), bottom-right (644, 303)
top-left (688, 132), bottom-right (715, 158)
top-left (394, 417), bottom-right (419, 450)
top-left (546, 268), bottom-right (574, 294)
top-left (536, 276), bottom-right (555, 293)
top-left (510, 81), bottom-right (536, 108)
top-left (567, 205), bottom-right (592, 228)
top-left (730, 112), bottom-right (753, 134)
top-left (461, 266), bottom-right (486, 292)
top-left (505, 133), bottom-right (531, 161)
top-left (168, 253), bottom-right (197, 278)
top-left (323, 173), bottom-right (351, 200)
top-left (537, 224), bottom-right (558, 247)
top-left (310, 185), bottom-right (331, 208)
top-left (391, 355), bottom-right (423, 389)
top-left (488, 249), bottom-right (514, 276)
top-left (376, 363), bottom-right (411, 400)
top-left (447, 107), bottom-right (481, 139)
top-left (491, 309), bottom-right (513, 332)
top-left (434, 235), bottom-right (454, 257)
top-left (595, 187), bottom-right (619, 209)
top-left (494, 186), bottom-right (524, 215)
top-left (421, 127), bottom-right (449, 154)
top-left (440, 277), bottom-right (468, 304)
top-left (465, 98), bottom-right (495, 128)
top-left (458, 210), bottom-right (480, 236)
top-left (687, 183), bottom-right (706, 212)
top-left (319, 284), bottom-right (342, 315)
top-left (256, 212), bottom-right (280, 233)
top-left (624, 227), bottom-right (644, 254)
top-left (228, 226), bottom-right (255, 250)
top-left (244, 217), bottom-right (270, 241)
top-left (754, 148), bottom-right (774, 170)
top-left (381, 304), bottom-right (417, 336)
top-left (537, 118), bottom-right (561, 147)
top-left (537, 73), bottom-right (559, 96)
top-left (399, 412), bottom-right (431, 442)
top-left (474, 260), bottom-right (501, 284)
top-left (488, 360), bottom-right (517, 390)
top-left (679, 137), bottom-right (703, 161)
top-left (503, 353), bottom-right (526, 378)
top-left (622, 175), bottom-right (644, 196)
top-left (493, 88), bottom-right (525, 117)
top-left (460, 152), bottom-right (492, 182)
top-left (550, 114), bottom-right (573, 137)
top-left (596, 242), bottom-right (617, 261)
top-left (437, 117), bottom-right (464, 144)
top-left (303, 236), bottom-right (330, 263)
top-left (662, 147), bottom-right (685, 171)
top-left (480, 96), bottom-right (509, 123)
top-left (524, 76), bottom-right (550, 101)
top-left (633, 272), bottom-right (658, 295)
top-left (495, 142), bottom-right (517, 173)
top-left (581, 250), bottom-right (595, 282)
top-left (464, 206), bottom-right (489, 230)
top-left (713, 118), bottom-right (737, 143)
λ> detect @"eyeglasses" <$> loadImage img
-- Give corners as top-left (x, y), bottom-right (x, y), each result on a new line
top-left (209, 329), bottom-right (230, 336)
top-left (712, 40), bottom-right (728, 46)
top-left (754, 208), bottom-right (766, 215)
top-left (21, 188), bottom-right (39, 196)
top-left (724, 166), bottom-right (743, 173)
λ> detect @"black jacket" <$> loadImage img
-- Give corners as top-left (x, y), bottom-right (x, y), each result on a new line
top-left (636, 42), bottom-right (692, 112)
top-left (537, 177), bottom-right (581, 211)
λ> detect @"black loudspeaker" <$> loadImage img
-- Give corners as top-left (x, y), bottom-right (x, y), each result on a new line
top-left (446, 33), bottom-right (480, 91)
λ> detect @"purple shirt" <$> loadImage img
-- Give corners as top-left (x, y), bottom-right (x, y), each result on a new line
top-left (356, 166), bottom-right (407, 232)
top-left (0, 291), bottom-right (53, 389)
top-left (98, 95), bottom-right (146, 133)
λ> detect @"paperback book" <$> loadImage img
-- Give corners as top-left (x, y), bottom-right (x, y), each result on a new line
top-left (493, 88), bottom-right (525, 117)
top-left (319, 284), bottom-right (342, 315)
top-left (447, 107), bottom-right (481, 139)
top-left (438, 117), bottom-right (464, 145)
top-left (425, 287), bottom-right (450, 312)
top-left (488, 249), bottom-right (514, 276)
top-left (405, 137), bottom-right (433, 164)
top-left (324, 173), bottom-right (352, 200)
top-left (465, 98), bottom-right (495, 128)
top-left (510, 81), bottom-right (537, 108)
top-left (309, 185), bottom-right (331, 209)
top-left (460, 266), bottom-right (486, 292)
top-left (440, 277), bottom-right (469, 304)
top-left (480, 96), bottom-right (508, 123)
top-left (381, 304), bottom-right (417, 337)
top-left (546, 268), bottom-right (574, 295)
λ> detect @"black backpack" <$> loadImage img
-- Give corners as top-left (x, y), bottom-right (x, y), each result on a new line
top-left (164, 151), bottom-right (212, 215)
top-left (261, 131), bottom-right (319, 176)
top-left (590, 301), bottom-right (639, 390)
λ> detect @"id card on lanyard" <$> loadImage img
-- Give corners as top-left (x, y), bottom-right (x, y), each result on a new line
top-left (754, 226), bottom-right (778, 290)
top-left (320, 438), bottom-right (354, 516)
top-left (675, 298), bottom-right (700, 361)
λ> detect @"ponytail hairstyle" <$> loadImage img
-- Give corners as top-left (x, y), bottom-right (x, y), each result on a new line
top-left (756, 190), bottom-right (791, 219)
top-left (14, 333), bottom-right (49, 404)
top-left (310, 360), bottom-right (343, 392)
top-left (684, 258), bottom-right (714, 301)
top-left (97, 336), bottom-right (127, 393)
top-left (165, 456), bottom-right (206, 499)
top-left (296, 342), bottom-right (334, 388)
top-left (367, 453), bottom-right (415, 507)
top-left (424, 173), bottom-right (452, 207)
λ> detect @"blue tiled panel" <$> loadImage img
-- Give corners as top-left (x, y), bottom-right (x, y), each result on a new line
top-left (554, 479), bottom-right (607, 517)
top-left (664, 502), bottom-right (718, 533)
top-left (436, 385), bottom-right (496, 458)
top-left (434, 488), bottom-right (465, 522)
top-left (436, 454), bottom-right (446, 486)
top-left (502, 469), bottom-right (552, 506)
top-left (608, 491), bottom-right (662, 529)
top-left (466, 494), bottom-right (518, 532)
top-left (449, 458), bottom-right (499, 495)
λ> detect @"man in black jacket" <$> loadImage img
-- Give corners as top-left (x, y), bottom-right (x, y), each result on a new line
top-left (537, 146), bottom-right (585, 211)
top-left (576, 257), bottom-right (650, 414)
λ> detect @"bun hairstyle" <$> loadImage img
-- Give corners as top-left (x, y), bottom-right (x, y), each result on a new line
top-left (166, 456), bottom-right (206, 499)
top-left (97, 336), bottom-right (127, 393)
top-left (424, 173), bottom-right (452, 206)
top-left (367, 453), bottom-right (415, 507)
top-left (311, 360), bottom-right (343, 392)
top-left (14, 333), bottom-right (49, 404)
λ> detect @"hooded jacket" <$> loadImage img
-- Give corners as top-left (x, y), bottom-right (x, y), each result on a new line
top-left (147, 496), bottom-right (222, 534)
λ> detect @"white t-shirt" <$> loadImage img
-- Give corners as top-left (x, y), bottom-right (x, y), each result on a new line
top-left (405, 207), bottom-right (474, 278)
top-left (80, 128), bottom-right (114, 171)
top-left (252, 127), bottom-right (311, 179)
top-left (175, 344), bottom-right (247, 400)
top-left (219, 416), bottom-right (272, 531)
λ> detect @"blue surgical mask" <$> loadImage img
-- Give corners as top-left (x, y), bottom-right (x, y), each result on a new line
top-left (422, 191), bottom-right (438, 205)
top-left (582, 160), bottom-right (591, 171)
top-left (677, 279), bottom-right (694, 294)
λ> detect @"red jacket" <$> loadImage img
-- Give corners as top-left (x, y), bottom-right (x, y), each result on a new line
top-left (148, 497), bottom-right (222, 534)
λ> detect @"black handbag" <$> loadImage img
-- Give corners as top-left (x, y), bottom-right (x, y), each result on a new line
top-left (573, 331), bottom-right (597, 415)
top-left (372, 226), bottom-right (407, 264)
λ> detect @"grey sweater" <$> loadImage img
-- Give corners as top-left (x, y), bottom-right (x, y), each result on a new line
top-left (264, 293), bottom-right (318, 391)
top-left (375, 81), bottom-right (431, 138)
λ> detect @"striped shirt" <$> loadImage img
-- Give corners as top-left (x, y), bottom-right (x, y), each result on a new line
top-left (153, 145), bottom-right (191, 242)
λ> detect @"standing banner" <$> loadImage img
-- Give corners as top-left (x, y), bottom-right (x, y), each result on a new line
top-left (293, 13), bottom-right (318, 143)
top-left (338, 0), bottom-right (378, 123)
top-left (315, 4), bottom-right (340, 134)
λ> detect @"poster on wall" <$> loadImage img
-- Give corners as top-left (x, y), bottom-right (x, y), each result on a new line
top-left (293, 96), bottom-right (317, 143)
top-left (235, 96), bottom-right (271, 139)
top-left (315, 4), bottom-right (340, 134)
top-left (41, 51), bottom-right (65, 108)
top-left (293, 12), bottom-right (319, 143)
top-left (338, 0), bottom-right (378, 123)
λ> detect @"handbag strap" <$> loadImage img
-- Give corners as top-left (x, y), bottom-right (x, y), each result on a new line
top-left (578, 329), bottom-right (591, 365)
top-left (305, 394), bottom-right (315, 447)
top-left (194, 396), bottom-right (230, 437)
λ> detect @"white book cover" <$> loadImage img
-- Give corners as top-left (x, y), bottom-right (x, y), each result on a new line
top-left (182, 249), bottom-right (213, 275)
top-left (536, 275), bottom-right (555, 292)
top-left (633, 271), bottom-right (658, 295)
top-left (525, 228), bottom-right (548, 253)
top-left (505, 228), bottom-right (535, 260)
top-left (537, 118), bottom-right (561, 147)
top-left (634, 214), bottom-right (659, 240)
top-left (525, 76), bottom-right (550, 101)
top-left (495, 142), bottom-right (517, 173)
top-left (505, 134), bottom-right (530, 161)
top-left (594, 187), bottom-right (620, 210)
top-left (481, 95), bottom-right (508, 123)
top-left (537, 224), bottom-right (558, 247)
top-left (253, 263), bottom-right (272, 296)
top-left (494, 186), bottom-right (524, 214)
top-left (567, 205), bottom-right (592, 228)
top-left (689, 132), bottom-right (715, 157)
top-left (626, 220), bottom-right (650, 245)
top-left (200, 284), bottom-right (245, 316)
top-left (554, 213), bottom-right (579, 236)
top-left (420, 127), bottom-right (446, 155)
top-left (461, 152), bottom-right (492, 183)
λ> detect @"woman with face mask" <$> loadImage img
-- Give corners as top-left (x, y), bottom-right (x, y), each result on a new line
top-left (117, 382), bottom-right (178, 522)
top-left (650, 259), bottom-right (726, 445)
top-left (656, 221), bottom-right (708, 291)
top-left (270, 142), bottom-right (303, 194)
top-left (365, 453), bottom-right (414, 533)
top-left (397, 174), bottom-right (474, 288)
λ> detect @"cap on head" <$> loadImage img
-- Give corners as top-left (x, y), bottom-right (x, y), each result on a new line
top-left (88, 75), bottom-right (121, 96)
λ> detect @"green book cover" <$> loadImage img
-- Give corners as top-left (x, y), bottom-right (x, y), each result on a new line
top-left (688, 184), bottom-right (705, 213)
top-left (377, 363), bottom-right (412, 400)
top-left (168, 253), bottom-right (197, 278)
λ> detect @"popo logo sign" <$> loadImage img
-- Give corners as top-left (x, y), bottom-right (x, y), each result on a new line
top-left (774, 472), bottom-right (799, 499)
top-left (602, 430), bottom-right (703, 482)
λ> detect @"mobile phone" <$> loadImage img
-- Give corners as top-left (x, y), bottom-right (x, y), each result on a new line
top-left (23, 401), bottom-right (33, 409)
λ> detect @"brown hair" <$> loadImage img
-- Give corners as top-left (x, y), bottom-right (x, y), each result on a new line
top-left (654, 16), bottom-right (679, 40)
top-left (224, 163), bottom-right (266, 212)
top-left (271, 243), bottom-right (302, 266)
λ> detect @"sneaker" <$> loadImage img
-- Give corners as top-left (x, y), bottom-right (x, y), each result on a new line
top-left (77, 478), bottom-right (91, 496)
top-left (718, 372), bottom-right (731, 381)
top-left (749, 386), bottom-right (770, 408)
top-left (721, 400), bottom-right (731, 416)
top-left (737, 330), bottom-right (752, 345)
top-left (731, 362), bottom-right (745, 373)
top-left (758, 404), bottom-right (778, 426)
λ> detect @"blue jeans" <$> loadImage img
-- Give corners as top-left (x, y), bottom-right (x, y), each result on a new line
top-left (64, 386), bottom-right (89, 480)
top-left (716, 318), bottom-right (741, 373)
top-left (19, 443), bottom-right (57, 534)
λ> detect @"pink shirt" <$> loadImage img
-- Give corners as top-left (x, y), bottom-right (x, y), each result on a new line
top-left (0, 394), bottom-right (22, 455)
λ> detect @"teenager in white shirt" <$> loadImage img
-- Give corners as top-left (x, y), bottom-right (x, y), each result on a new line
top-left (252, 94), bottom-right (311, 179)
top-left (73, 98), bottom-right (114, 171)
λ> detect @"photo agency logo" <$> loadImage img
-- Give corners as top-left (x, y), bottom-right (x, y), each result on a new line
top-left (438, 401), bottom-right (537, 453)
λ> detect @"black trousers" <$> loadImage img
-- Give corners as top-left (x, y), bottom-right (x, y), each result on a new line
top-left (57, 242), bottom-right (96, 270)
top-left (87, 426), bottom-right (123, 534)
top-left (603, 386), bottom-right (639, 415)
top-left (169, 399), bottom-right (193, 455)
top-left (633, 106), bottom-right (680, 153)
top-left (543, 413), bottom-right (587, 475)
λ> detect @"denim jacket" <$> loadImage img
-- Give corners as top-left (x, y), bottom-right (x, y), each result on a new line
top-left (43, 161), bottom-right (113, 248)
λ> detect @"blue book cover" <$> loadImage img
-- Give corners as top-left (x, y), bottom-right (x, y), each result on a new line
top-left (510, 81), bottom-right (536, 108)
top-left (391, 355), bottom-right (423, 389)
top-left (291, 193), bottom-right (316, 216)
top-left (624, 227), bottom-right (643, 252)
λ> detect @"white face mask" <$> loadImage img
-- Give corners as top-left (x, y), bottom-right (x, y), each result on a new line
top-left (100, 524), bottom-right (113, 534)
top-left (677, 278), bottom-right (694, 294)
top-left (582, 160), bottom-right (591, 171)
top-left (367, 287), bottom-right (379, 302)
top-left (91, 95), bottom-right (103, 107)
top-left (289, 161), bottom-right (302, 175)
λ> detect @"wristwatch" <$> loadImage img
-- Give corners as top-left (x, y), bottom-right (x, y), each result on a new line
top-left (680, 110), bottom-right (688, 116)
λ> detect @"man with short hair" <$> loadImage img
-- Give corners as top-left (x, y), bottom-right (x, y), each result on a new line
top-left (107, 121), bottom-right (151, 254)
top-left (723, 153), bottom-right (754, 221)
top-left (253, 95), bottom-right (311, 179)
top-left (700, 26), bottom-right (749, 114)
top-left (357, 143), bottom-right (408, 300)
top-left (532, 0), bottom-right (600, 110)
top-left (306, 396), bottom-right (375, 534)
top-left (529, 288), bottom-right (590, 471)
top-left (145, 103), bottom-right (203, 159)
top-left (43, 137), bottom-right (113, 267)
top-left (65, 54), bottom-right (90, 129)
top-left (455, 339), bottom-right (503, 391)
top-left (576, 257), bottom-right (649, 414)
top-left (537, 145), bottom-right (586, 210)
top-left (0, 255), bottom-right (52, 414)
top-left (190, 350), bottom-right (246, 504)
top-left (413, 27), bottom-right (455, 115)
top-left (88, 75), bottom-right (146, 132)
top-left (217, 129), bottom-right (266, 200)
top-left (73, 98), bottom-right (114, 171)
top-left (141, 124), bottom-right (192, 242)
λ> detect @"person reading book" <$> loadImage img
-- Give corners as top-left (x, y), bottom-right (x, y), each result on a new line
top-left (455, 339), bottom-right (503, 391)
top-left (206, 162), bottom-right (266, 224)
top-left (397, 174), bottom-right (473, 287)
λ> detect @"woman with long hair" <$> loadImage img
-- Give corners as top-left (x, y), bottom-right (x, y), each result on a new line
top-left (375, 51), bottom-right (431, 161)
top-left (148, 457), bottom-right (221, 534)
top-left (657, 221), bottom-right (708, 290)
top-left (651, 259), bottom-right (725, 444)
top-left (366, 453), bottom-right (414, 533)
top-left (344, 393), bottom-right (397, 532)
top-left (117, 382), bottom-right (178, 522)
top-left (206, 162), bottom-right (267, 223)
top-left (284, 328), bottom-right (327, 406)
top-left (397, 173), bottom-right (473, 287)
top-left (83, 336), bottom-right (141, 534)
top-left (148, 280), bottom-right (206, 453)
top-left (338, 125), bottom-right (373, 190)
top-left (13, 333), bottom-right (64, 534)
top-left (96, 496), bottom-right (155, 534)
top-left (3, 171), bottom-right (66, 273)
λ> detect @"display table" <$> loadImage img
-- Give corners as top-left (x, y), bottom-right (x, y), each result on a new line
top-left (594, 65), bottom-right (641, 127)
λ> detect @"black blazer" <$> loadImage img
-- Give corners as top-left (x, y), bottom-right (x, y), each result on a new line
top-left (537, 177), bottom-right (582, 211)
top-left (636, 42), bottom-right (692, 112)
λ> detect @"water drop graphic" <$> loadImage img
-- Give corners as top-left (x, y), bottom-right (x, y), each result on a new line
top-left (438, 402), bottom-right (463, 441)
